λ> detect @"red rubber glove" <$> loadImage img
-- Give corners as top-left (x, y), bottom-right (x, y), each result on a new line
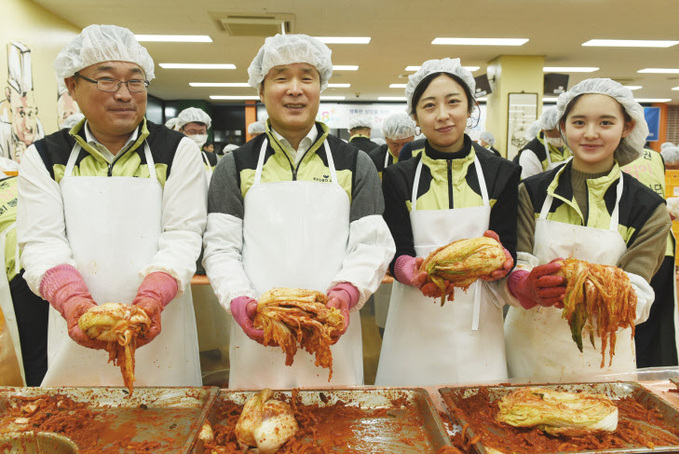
top-left (231, 296), bottom-right (266, 344)
top-left (132, 272), bottom-right (178, 348)
top-left (480, 230), bottom-right (514, 281)
top-left (507, 259), bottom-right (566, 309)
top-left (327, 283), bottom-right (360, 337)
top-left (39, 264), bottom-right (106, 349)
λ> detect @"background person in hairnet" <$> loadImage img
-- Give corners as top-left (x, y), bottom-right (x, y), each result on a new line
top-left (17, 24), bottom-right (206, 387)
top-left (503, 78), bottom-right (670, 382)
top-left (348, 115), bottom-right (380, 152)
top-left (374, 58), bottom-right (519, 386)
top-left (247, 119), bottom-right (267, 139)
top-left (368, 112), bottom-right (416, 178)
top-left (203, 33), bottom-right (395, 389)
top-left (477, 131), bottom-right (501, 157)
top-left (176, 107), bottom-right (217, 175)
top-left (514, 106), bottom-right (572, 179)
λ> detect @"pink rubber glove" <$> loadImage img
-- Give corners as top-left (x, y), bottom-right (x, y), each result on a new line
top-left (132, 272), bottom-right (178, 348)
top-left (480, 230), bottom-right (514, 281)
top-left (507, 259), bottom-right (566, 309)
top-left (327, 283), bottom-right (360, 337)
top-left (395, 255), bottom-right (454, 301)
top-left (231, 296), bottom-right (266, 344)
top-left (40, 264), bottom-right (106, 349)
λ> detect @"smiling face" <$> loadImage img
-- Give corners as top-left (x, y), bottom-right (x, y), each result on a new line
top-left (66, 61), bottom-right (147, 143)
top-left (259, 62), bottom-right (321, 141)
top-left (413, 74), bottom-right (470, 154)
top-left (561, 93), bottom-right (634, 173)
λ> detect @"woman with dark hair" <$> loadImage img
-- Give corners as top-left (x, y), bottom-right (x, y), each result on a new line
top-left (375, 58), bottom-right (520, 386)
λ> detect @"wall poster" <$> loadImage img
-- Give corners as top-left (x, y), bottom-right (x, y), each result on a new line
top-left (506, 92), bottom-right (538, 161)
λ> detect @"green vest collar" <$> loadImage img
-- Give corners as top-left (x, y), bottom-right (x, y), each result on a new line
top-left (547, 161), bottom-right (622, 217)
top-left (70, 118), bottom-right (150, 162)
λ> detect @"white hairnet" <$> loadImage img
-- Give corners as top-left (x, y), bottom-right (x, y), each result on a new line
top-left (556, 78), bottom-right (649, 167)
top-left (176, 107), bottom-right (212, 130)
top-left (382, 112), bottom-right (416, 140)
top-left (479, 131), bottom-right (495, 145)
top-left (248, 120), bottom-right (267, 135)
top-left (373, 138), bottom-right (386, 146)
top-left (661, 146), bottom-right (679, 165)
top-left (405, 58), bottom-right (475, 114)
top-left (55, 25), bottom-right (155, 81)
top-left (661, 142), bottom-right (675, 151)
top-left (165, 118), bottom-right (179, 130)
top-left (247, 34), bottom-right (333, 92)
top-left (348, 115), bottom-right (373, 130)
top-left (525, 120), bottom-right (542, 141)
top-left (538, 106), bottom-right (560, 130)
top-left (60, 112), bottom-right (85, 130)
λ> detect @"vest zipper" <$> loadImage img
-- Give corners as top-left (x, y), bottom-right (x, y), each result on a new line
top-left (108, 163), bottom-right (113, 177)
top-left (447, 159), bottom-right (454, 209)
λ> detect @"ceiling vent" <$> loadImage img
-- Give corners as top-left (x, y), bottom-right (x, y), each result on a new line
top-left (211, 13), bottom-right (295, 37)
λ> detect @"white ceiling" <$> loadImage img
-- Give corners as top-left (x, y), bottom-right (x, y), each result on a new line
top-left (32, 0), bottom-right (679, 105)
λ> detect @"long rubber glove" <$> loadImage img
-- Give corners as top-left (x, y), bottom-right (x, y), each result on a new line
top-left (326, 282), bottom-right (360, 336)
top-left (479, 230), bottom-right (514, 281)
top-left (132, 272), bottom-right (178, 347)
top-left (394, 255), bottom-right (454, 300)
top-left (231, 296), bottom-right (266, 344)
top-left (507, 259), bottom-right (566, 309)
top-left (39, 264), bottom-right (105, 349)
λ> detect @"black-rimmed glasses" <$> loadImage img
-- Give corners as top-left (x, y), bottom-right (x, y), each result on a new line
top-left (75, 73), bottom-right (149, 93)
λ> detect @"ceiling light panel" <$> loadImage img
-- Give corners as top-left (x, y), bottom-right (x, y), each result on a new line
top-left (333, 65), bottom-right (359, 71)
top-left (405, 65), bottom-right (479, 72)
top-left (432, 38), bottom-right (528, 46)
top-left (543, 67), bottom-right (599, 72)
top-left (314, 37), bottom-right (371, 44)
top-left (160, 63), bottom-right (236, 69)
top-left (190, 82), bottom-right (249, 87)
top-left (638, 68), bottom-right (679, 74)
top-left (582, 39), bottom-right (678, 48)
top-left (135, 34), bottom-right (212, 42)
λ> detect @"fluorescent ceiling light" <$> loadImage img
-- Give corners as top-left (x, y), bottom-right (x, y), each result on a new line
top-left (476, 97), bottom-right (487, 102)
top-left (432, 37), bottom-right (528, 46)
top-left (135, 34), bottom-right (212, 43)
top-left (638, 68), bottom-right (679, 74)
top-left (378, 96), bottom-right (407, 101)
top-left (405, 65), bottom-right (480, 72)
top-left (314, 37), bottom-right (371, 44)
top-left (190, 82), bottom-right (249, 87)
top-left (320, 96), bottom-right (346, 100)
top-left (672, 86), bottom-right (679, 91)
top-left (160, 63), bottom-right (236, 69)
top-left (389, 83), bottom-right (407, 88)
top-left (210, 95), bottom-right (259, 100)
top-left (328, 83), bottom-right (351, 88)
top-left (635, 98), bottom-right (671, 103)
top-left (333, 65), bottom-right (359, 71)
top-left (582, 39), bottom-right (678, 48)
top-left (624, 85), bottom-right (642, 91)
top-left (543, 66), bottom-right (599, 73)
top-left (543, 97), bottom-right (559, 103)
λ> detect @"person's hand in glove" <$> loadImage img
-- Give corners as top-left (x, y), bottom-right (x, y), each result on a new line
top-left (132, 272), bottom-right (178, 347)
top-left (40, 264), bottom-right (106, 349)
top-left (327, 283), bottom-right (360, 337)
top-left (231, 296), bottom-right (267, 344)
top-left (394, 255), bottom-right (454, 300)
top-left (480, 230), bottom-right (514, 281)
top-left (507, 259), bottom-right (566, 309)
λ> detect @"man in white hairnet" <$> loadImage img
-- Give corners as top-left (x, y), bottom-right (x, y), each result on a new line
top-left (203, 33), bottom-right (395, 389)
top-left (17, 24), bottom-right (206, 387)
top-left (368, 112), bottom-right (416, 178)
top-left (477, 131), bottom-right (501, 157)
top-left (348, 115), bottom-right (379, 152)
top-left (247, 120), bottom-right (267, 139)
top-left (514, 106), bottom-right (572, 179)
top-left (176, 106), bottom-right (217, 176)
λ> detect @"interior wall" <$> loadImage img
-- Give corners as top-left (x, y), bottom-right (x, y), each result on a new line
top-left (1, 0), bottom-right (79, 136)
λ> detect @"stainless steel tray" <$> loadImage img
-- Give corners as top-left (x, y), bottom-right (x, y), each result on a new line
top-left (0, 386), bottom-right (219, 454)
top-left (195, 387), bottom-right (452, 453)
top-left (439, 381), bottom-right (679, 454)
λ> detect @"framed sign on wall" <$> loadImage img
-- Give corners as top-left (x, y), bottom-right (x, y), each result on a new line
top-left (506, 92), bottom-right (539, 161)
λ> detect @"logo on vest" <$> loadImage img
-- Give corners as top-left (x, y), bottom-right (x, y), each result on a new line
top-left (313, 174), bottom-right (331, 183)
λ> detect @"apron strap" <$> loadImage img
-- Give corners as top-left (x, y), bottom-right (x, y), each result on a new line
top-left (383, 148), bottom-right (391, 169)
top-left (64, 141), bottom-right (157, 180)
top-left (254, 138), bottom-right (339, 187)
top-left (539, 165), bottom-right (568, 219)
top-left (544, 137), bottom-right (553, 167)
top-left (609, 175), bottom-right (624, 232)
top-left (411, 159), bottom-right (424, 211)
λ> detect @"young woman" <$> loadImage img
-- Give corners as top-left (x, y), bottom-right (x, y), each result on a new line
top-left (374, 58), bottom-right (520, 386)
top-left (504, 78), bottom-right (671, 381)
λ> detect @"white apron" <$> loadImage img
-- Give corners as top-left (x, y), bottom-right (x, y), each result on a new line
top-left (228, 138), bottom-right (361, 389)
top-left (0, 225), bottom-right (25, 385)
top-left (505, 173), bottom-right (631, 381)
top-left (41, 142), bottom-right (201, 387)
top-left (375, 155), bottom-right (507, 386)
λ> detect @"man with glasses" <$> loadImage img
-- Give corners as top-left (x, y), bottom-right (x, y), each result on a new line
top-left (17, 25), bottom-right (206, 387)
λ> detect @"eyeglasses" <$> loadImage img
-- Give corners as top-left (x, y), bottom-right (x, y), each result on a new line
top-left (75, 73), bottom-right (149, 93)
